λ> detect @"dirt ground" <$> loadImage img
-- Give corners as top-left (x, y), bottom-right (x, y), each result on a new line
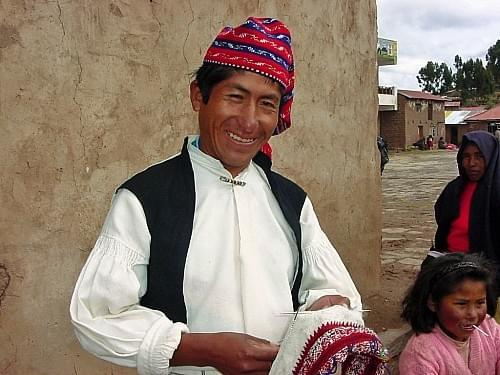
top-left (364, 149), bottom-right (459, 333)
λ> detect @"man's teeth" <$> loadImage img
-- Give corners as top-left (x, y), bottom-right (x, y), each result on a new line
top-left (227, 132), bottom-right (255, 143)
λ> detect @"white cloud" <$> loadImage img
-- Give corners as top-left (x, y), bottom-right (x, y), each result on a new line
top-left (377, 0), bottom-right (500, 90)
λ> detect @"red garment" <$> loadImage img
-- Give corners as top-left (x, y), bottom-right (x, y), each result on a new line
top-left (447, 182), bottom-right (477, 252)
top-left (261, 142), bottom-right (273, 160)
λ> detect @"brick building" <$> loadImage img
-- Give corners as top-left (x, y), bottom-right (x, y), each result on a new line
top-left (379, 90), bottom-right (446, 150)
top-left (445, 106), bottom-right (486, 145)
top-left (463, 104), bottom-right (500, 140)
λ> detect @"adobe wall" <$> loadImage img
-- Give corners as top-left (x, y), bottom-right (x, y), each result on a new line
top-left (0, 1), bottom-right (379, 373)
top-left (404, 99), bottom-right (445, 148)
top-left (379, 95), bottom-right (406, 149)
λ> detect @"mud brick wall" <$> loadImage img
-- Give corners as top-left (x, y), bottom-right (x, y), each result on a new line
top-left (0, 1), bottom-right (379, 373)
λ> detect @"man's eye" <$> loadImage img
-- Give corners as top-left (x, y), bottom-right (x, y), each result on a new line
top-left (262, 100), bottom-right (277, 109)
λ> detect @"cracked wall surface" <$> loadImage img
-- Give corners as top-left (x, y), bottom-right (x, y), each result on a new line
top-left (0, 1), bottom-right (380, 373)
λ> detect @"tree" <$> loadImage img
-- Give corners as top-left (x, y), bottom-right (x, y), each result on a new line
top-left (486, 39), bottom-right (500, 87)
top-left (473, 58), bottom-right (495, 98)
top-left (439, 63), bottom-right (454, 94)
top-left (417, 61), bottom-right (438, 93)
top-left (416, 42), bottom-right (500, 106)
top-left (416, 61), bottom-right (453, 94)
top-left (454, 56), bottom-right (494, 102)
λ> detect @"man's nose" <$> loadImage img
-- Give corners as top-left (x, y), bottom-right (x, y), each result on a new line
top-left (239, 103), bottom-right (259, 130)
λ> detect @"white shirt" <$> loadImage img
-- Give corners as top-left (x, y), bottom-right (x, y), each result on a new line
top-left (70, 136), bottom-right (362, 375)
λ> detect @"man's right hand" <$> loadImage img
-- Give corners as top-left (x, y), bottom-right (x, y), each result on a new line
top-left (171, 332), bottom-right (280, 374)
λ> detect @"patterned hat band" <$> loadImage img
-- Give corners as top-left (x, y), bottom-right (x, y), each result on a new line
top-left (203, 17), bottom-right (294, 135)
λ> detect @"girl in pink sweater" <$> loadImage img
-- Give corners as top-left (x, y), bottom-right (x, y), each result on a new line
top-left (399, 253), bottom-right (500, 374)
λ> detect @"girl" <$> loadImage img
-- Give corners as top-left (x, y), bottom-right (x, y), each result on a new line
top-left (399, 253), bottom-right (500, 374)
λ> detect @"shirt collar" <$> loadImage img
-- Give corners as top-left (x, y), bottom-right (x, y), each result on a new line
top-left (187, 135), bottom-right (251, 180)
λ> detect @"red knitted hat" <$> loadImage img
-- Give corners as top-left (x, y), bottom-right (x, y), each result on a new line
top-left (203, 17), bottom-right (294, 135)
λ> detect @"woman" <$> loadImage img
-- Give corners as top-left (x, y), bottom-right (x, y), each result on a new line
top-left (429, 131), bottom-right (500, 288)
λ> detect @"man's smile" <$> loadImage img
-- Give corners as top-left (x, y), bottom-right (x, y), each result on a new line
top-left (226, 130), bottom-right (257, 144)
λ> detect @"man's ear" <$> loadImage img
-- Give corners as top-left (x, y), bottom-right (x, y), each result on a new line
top-left (190, 80), bottom-right (203, 112)
top-left (427, 296), bottom-right (437, 312)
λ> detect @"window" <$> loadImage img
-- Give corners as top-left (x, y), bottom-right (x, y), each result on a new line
top-left (428, 102), bottom-right (433, 120)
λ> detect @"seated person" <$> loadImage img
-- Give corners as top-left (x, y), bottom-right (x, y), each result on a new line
top-left (438, 137), bottom-right (447, 149)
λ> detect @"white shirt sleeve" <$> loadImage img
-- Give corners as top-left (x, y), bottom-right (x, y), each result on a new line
top-left (69, 188), bottom-right (189, 375)
top-left (298, 197), bottom-right (363, 319)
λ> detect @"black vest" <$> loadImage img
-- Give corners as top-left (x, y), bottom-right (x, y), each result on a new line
top-left (120, 138), bottom-right (306, 323)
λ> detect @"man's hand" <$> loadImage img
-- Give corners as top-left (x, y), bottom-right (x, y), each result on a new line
top-left (171, 332), bottom-right (279, 374)
top-left (307, 294), bottom-right (350, 311)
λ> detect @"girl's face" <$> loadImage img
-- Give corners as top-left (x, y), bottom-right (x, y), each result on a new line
top-left (429, 278), bottom-right (487, 342)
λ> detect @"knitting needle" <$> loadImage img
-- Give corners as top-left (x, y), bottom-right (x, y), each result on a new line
top-left (472, 324), bottom-right (489, 336)
top-left (277, 309), bottom-right (371, 315)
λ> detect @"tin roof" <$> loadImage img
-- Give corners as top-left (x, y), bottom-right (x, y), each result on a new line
top-left (466, 104), bottom-right (500, 121)
top-left (445, 108), bottom-right (486, 124)
top-left (398, 90), bottom-right (446, 101)
top-left (445, 111), bottom-right (474, 124)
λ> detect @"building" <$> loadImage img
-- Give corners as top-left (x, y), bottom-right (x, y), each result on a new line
top-left (464, 104), bottom-right (500, 137)
top-left (445, 107), bottom-right (486, 145)
top-left (0, 2), bottom-right (382, 373)
top-left (379, 90), bottom-right (446, 150)
top-left (377, 38), bottom-right (398, 113)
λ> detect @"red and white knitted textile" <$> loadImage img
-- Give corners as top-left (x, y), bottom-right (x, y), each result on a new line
top-left (270, 305), bottom-right (389, 375)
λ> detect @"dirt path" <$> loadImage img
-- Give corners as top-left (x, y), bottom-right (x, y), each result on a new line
top-left (364, 149), bottom-right (459, 332)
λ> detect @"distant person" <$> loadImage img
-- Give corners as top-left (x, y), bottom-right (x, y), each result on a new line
top-left (413, 137), bottom-right (426, 150)
top-left (427, 134), bottom-right (434, 150)
top-left (377, 136), bottom-right (389, 174)
top-left (438, 136), bottom-right (447, 149)
top-left (400, 253), bottom-right (500, 374)
top-left (424, 131), bottom-right (500, 290)
top-left (495, 128), bottom-right (500, 141)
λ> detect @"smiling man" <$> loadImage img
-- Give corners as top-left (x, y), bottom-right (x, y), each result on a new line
top-left (70, 17), bottom-right (362, 375)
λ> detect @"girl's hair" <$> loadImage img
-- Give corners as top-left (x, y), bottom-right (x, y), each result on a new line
top-left (401, 253), bottom-right (497, 334)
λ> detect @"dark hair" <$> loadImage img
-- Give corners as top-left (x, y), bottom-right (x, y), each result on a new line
top-left (192, 62), bottom-right (284, 104)
top-left (401, 253), bottom-right (497, 334)
top-left (193, 63), bottom-right (243, 104)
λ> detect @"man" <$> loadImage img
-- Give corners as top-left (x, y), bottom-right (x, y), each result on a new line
top-left (70, 17), bottom-right (362, 375)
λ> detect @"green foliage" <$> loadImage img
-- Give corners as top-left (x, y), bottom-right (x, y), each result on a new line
top-left (416, 61), bottom-right (454, 94)
top-left (455, 57), bottom-right (494, 101)
top-left (486, 39), bottom-right (500, 87)
top-left (417, 41), bottom-right (499, 105)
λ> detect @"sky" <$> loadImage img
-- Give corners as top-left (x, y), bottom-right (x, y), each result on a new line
top-left (377, 0), bottom-right (500, 90)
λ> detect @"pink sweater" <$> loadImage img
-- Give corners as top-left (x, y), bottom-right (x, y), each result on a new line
top-left (399, 317), bottom-right (500, 374)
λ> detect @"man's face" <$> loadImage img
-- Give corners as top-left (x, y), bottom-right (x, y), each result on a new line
top-left (429, 278), bottom-right (487, 342)
top-left (190, 71), bottom-right (281, 176)
top-left (462, 143), bottom-right (486, 181)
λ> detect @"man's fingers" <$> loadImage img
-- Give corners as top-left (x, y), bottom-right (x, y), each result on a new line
top-left (250, 341), bottom-right (280, 361)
